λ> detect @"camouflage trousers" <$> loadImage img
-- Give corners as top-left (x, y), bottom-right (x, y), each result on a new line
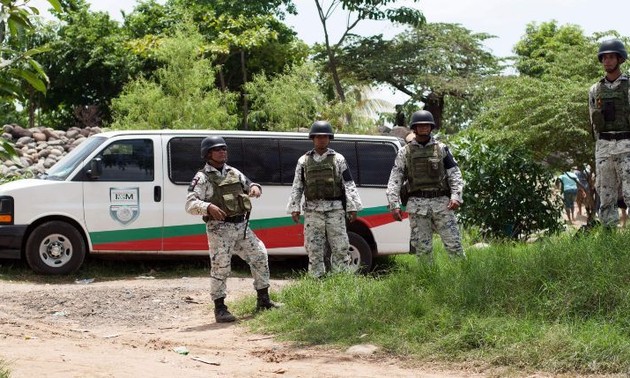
top-left (596, 151), bottom-right (630, 227)
top-left (409, 208), bottom-right (464, 263)
top-left (206, 221), bottom-right (270, 300)
top-left (304, 209), bottom-right (350, 278)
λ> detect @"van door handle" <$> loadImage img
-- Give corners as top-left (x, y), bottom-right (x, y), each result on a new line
top-left (154, 186), bottom-right (161, 202)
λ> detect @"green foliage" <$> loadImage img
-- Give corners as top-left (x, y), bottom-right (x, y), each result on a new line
top-left (0, 358), bottom-right (9, 378)
top-left (245, 62), bottom-right (373, 133)
top-left (471, 21), bottom-right (606, 172)
top-left (0, 138), bottom-right (20, 164)
top-left (245, 63), bottom-right (325, 131)
top-left (452, 133), bottom-right (564, 240)
top-left (248, 232), bottom-right (630, 374)
top-left (513, 21), bottom-right (591, 78)
top-left (471, 75), bottom-right (593, 170)
top-left (0, 0), bottom-right (58, 98)
top-left (37, 0), bottom-right (139, 126)
top-left (110, 21), bottom-right (237, 130)
top-left (123, 0), bottom-right (308, 97)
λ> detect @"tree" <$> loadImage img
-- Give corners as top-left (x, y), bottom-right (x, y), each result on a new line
top-left (110, 21), bottom-right (237, 130)
top-left (122, 0), bottom-right (308, 129)
top-left (469, 21), bottom-right (612, 172)
top-left (35, 0), bottom-right (139, 127)
top-left (513, 21), bottom-right (596, 79)
top-left (312, 0), bottom-right (424, 103)
top-left (245, 62), bottom-right (371, 133)
top-left (245, 63), bottom-right (325, 131)
top-left (0, 0), bottom-right (60, 101)
top-left (336, 22), bottom-right (500, 132)
top-left (0, 0), bottom-right (60, 165)
top-left (470, 75), bottom-right (592, 169)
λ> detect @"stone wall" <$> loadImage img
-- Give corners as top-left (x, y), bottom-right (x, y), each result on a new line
top-left (1, 124), bottom-right (102, 178)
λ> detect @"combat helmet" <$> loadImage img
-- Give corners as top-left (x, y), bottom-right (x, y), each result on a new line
top-left (200, 136), bottom-right (227, 159)
top-left (409, 110), bottom-right (436, 130)
top-left (598, 39), bottom-right (628, 62)
top-left (309, 120), bottom-right (334, 140)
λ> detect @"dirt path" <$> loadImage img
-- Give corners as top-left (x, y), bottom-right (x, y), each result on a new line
top-left (0, 276), bottom-right (481, 378)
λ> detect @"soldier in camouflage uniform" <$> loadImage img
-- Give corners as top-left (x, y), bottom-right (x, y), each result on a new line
top-left (185, 136), bottom-right (279, 323)
top-left (589, 39), bottom-right (630, 228)
top-left (386, 110), bottom-right (465, 262)
top-left (287, 121), bottom-right (363, 278)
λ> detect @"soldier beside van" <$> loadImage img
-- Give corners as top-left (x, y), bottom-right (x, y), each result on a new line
top-left (287, 121), bottom-right (363, 278)
top-left (385, 110), bottom-right (465, 263)
top-left (185, 136), bottom-right (279, 323)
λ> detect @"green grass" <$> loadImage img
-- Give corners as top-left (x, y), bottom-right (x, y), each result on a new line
top-left (244, 229), bottom-right (630, 375)
top-left (0, 359), bottom-right (9, 378)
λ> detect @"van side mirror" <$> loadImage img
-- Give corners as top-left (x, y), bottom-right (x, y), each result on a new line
top-left (86, 158), bottom-right (103, 179)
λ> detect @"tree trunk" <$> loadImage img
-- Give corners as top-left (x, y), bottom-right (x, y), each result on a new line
top-left (218, 68), bottom-right (226, 92)
top-left (424, 93), bottom-right (444, 131)
top-left (28, 87), bottom-right (35, 129)
top-left (240, 50), bottom-right (249, 130)
top-left (326, 48), bottom-right (346, 103)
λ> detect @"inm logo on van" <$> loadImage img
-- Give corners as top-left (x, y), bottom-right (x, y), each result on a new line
top-left (109, 187), bottom-right (140, 225)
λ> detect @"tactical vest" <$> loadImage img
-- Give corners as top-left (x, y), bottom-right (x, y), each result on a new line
top-left (405, 143), bottom-right (448, 193)
top-left (304, 154), bottom-right (342, 201)
top-left (204, 168), bottom-right (251, 217)
top-left (591, 76), bottom-right (630, 133)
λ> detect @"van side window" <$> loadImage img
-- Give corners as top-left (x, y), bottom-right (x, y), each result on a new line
top-left (167, 137), bottom-right (246, 185)
top-left (168, 137), bottom-right (205, 184)
top-left (279, 139), bottom-right (315, 185)
top-left (91, 139), bottom-right (154, 182)
top-left (329, 140), bottom-right (359, 185)
top-left (234, 138), bottom-right (278, 184)
top-left (356, 142), bottom-right (397, 187)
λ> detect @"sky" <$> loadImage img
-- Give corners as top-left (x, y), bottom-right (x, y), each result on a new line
top-left (32, 0), bottom-right (630, 107)
top-left (63, 0), bottom-right (630, 58)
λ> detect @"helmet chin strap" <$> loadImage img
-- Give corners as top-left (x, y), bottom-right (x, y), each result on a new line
top-left (206, 155), bottom-right (225, 168)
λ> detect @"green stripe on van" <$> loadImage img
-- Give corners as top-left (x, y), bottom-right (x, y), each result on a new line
top-left (89, 206), bottom-right (389, 244)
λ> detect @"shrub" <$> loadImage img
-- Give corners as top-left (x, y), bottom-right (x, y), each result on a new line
top-left (451, 134), bottom-right (564, 241)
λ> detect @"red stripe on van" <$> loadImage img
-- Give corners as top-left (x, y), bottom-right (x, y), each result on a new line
top-left (92, 212), bottom-right (406, 252)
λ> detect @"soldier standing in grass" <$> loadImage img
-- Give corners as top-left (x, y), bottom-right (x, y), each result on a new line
top-left (287, 121), bottom-right (363, 278)
top-left (589, 38), bottom-right (630, 229)
top-left (386, 110), bottom-right (465, 262)
top-left (185, 136), bottom-right (279, 323)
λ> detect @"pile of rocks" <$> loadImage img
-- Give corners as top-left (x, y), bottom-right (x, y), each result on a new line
top-left (1, 124), bottom-right (102, 178)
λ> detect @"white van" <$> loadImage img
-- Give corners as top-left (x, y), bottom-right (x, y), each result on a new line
top-left (0, 130), bottom-right (410, 274)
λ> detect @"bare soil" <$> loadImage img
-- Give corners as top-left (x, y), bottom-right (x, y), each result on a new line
top-left (0, 274), bottom-right (486, 378)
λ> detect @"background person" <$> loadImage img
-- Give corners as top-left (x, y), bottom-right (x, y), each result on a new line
top-left (574, 166), bottom-right (590, 217)
top-left (556, 170), bottom-right (580, 224)
top-left (286, 121), bottom-right (363, 278)
top-left (185, 136), bottom-right (279, 323)
top-left (385, 110), bottom-right (465, 263)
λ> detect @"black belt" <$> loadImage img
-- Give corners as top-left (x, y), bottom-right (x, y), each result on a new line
top-left (202, 214), bottom-right (246, 223)
top-left (223, 214), bottom-right (246, 223)
top-left (409, 190), bottom-right (450, 198)
top-left (599, 132), bottom-right (630, 141)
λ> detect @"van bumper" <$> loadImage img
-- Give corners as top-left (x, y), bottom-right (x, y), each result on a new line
top-left (0, 225), bottom-right (27, 259)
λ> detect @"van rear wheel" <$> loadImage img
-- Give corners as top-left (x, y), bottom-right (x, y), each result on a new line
top-left (25, 221), bottom-right (86, 275)
top-left (347, 232), bottom-right (372, 274)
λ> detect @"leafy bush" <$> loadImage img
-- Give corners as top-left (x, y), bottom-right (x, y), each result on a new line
top-left (110, 20), bottom-right (237, 130)
top-left (451, 133), bottom-right (564, 241)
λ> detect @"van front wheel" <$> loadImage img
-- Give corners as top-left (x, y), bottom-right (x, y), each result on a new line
top-left (25, 221), bottom-right (86, 275)
top-left (347, 231), bottom-right (372, 274)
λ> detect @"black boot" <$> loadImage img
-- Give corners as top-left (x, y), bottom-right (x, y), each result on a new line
top-left (256, 287), bottom-right (281, 311)
top-left (214, 297), bottom-right (236, 323)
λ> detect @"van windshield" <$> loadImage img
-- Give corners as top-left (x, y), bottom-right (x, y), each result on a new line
top-left (42, 136), bottom-right (107, 181)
